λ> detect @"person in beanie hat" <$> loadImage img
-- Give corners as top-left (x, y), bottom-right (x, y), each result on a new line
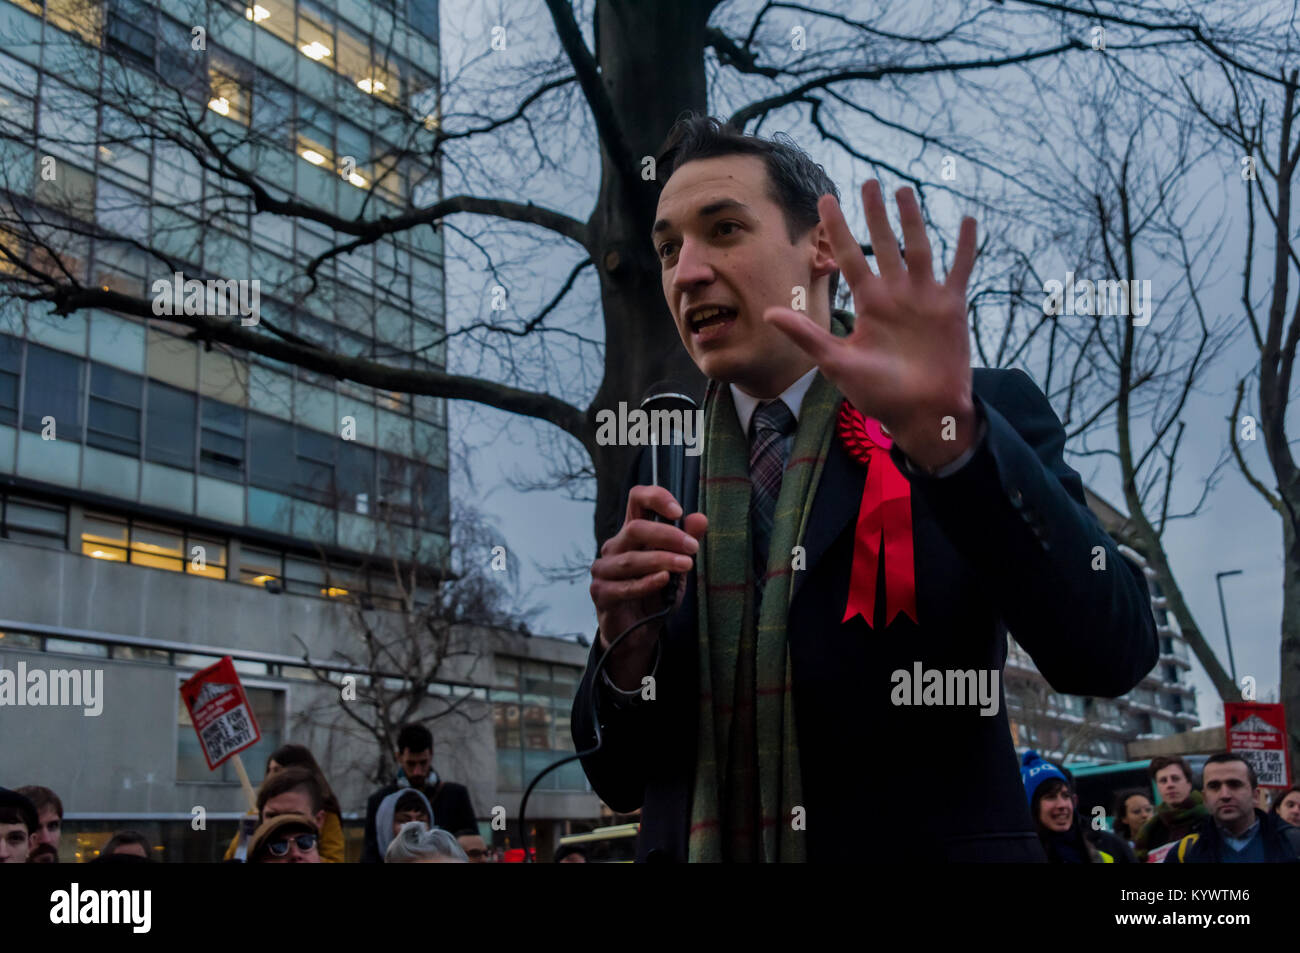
top-left (1020, 751), bottom-right (1114, 863)
top-left (248, 814), bottom-right (322, 864)
top-left (0, 787), bottom-right (38, 864)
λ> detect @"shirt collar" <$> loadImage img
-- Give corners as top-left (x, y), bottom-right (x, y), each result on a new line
top-left (730, 367), bottom-right (818, 436)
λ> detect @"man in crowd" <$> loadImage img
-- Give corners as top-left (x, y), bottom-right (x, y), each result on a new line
top-left (259, 765), bottom-right (327, 834)
top-left (248, 814), bottom-right (322, 864)
top-left (95, 830), bottom-right (152, 862)
top-left (456, 828), bottom-right (491, 862)
top-left (1164, 753), bottom-right (1300, 863)
top-left (361, 723), bottom-right (477, 863)
top-left (1134, 756), bottom-right (1208, 860)
top-left (15, 785), bottom-right (62, 863)
top-left (0, 787), bottom-right (36, 864)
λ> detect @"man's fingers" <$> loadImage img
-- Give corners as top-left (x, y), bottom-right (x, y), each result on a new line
top-left (682, 512), bottom-right (708, 540)
top-left (817, 194), bottom-right (875, 291)
top-left (862, 181), bottom-right (904, 281)
top-left (592, 572), bottom-right (671, 608)
top-left (895, 187), bottom-right (933, 284)
top-left (945, 215), bottom-right (978, 292)
top-left (594, 549), bottom-right (694, 582)
top-left (603, 517), bottom-right (700, 557)
top-left (623, 484), bottom-right (682, 526)
top-left (764, 306), bottom-right (843, 367)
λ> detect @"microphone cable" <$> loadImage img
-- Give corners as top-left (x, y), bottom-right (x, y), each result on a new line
top-left (516, 596), bottom-right (674, 862)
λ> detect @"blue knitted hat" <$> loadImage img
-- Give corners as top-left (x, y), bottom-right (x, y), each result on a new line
top-left (1021, 749), bottom-right (1069, 806)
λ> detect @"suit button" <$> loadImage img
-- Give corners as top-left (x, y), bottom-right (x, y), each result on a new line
top-left (1009, 488), bottom-right (1024, 509)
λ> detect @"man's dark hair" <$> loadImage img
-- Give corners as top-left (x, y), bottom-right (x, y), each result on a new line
top-left (1204, 752), bottom-right (1258, 789)
top-left (0, 806), bottom-right (30, 831)
top-left (257, 765), bottom-right (323, 816)
top-left (454, 828), bottom-right (482, 839)
top-left (655, 114), bottom-right (842, 304)
top-left (396, 723), bottom-right (433, 754)
top-left (1148, 756), bottom-right (1193, 785)
top-left (16, 785), bottom-right (63, 819)
top-left (103, 830), bottom-right (150, 855)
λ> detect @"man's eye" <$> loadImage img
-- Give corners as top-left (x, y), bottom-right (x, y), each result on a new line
top-left (716, 221), bottom-right (740, 236)
top-left (658, 242), bottom-right (677, 260)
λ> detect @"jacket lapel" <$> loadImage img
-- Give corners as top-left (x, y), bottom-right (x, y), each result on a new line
top-left (790, 434), bottom-right (864, 603)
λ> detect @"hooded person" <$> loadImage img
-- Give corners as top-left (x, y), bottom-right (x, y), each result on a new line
top-left (375, 788), bottom-right (435, 861)
top-left (248, 814), bottom-right (322, 864)
top-left (1021, 750), bottom-right (1113, 863)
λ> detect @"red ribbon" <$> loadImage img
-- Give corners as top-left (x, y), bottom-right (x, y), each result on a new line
top-left (836, 401), bottom-right (917, 627)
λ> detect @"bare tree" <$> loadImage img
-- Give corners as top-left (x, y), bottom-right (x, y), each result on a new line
top-left (289, 476), bottom-right (534, 785)
top-left (1181, 57), bottom-right (1300, 777)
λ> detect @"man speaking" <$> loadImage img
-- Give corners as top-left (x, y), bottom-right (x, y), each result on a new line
top-left (572, 115), bottom-right (1157, 862)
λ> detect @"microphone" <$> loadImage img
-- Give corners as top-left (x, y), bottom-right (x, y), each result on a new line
top-left (640, 383), bottom-right (700, 607)
top-left (639, 382), bottom-right (698, 527)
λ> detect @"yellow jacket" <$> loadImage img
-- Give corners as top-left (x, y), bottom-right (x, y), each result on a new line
top-left (224, 810), bottom-right (345, 863)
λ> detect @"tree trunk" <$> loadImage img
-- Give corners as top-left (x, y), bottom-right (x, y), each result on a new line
top-left (586, 0), bottom-right (714, 545)
top-left (1280, 519), bottom-right (1300, 782)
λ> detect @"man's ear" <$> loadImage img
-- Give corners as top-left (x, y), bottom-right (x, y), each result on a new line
top-left (809, 219), bottom-right (836, 282)
top-left (315, 810), bottom-right (326, 830)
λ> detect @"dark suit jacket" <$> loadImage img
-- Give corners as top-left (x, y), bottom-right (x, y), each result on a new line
top-left (360, 778), bottom-right (478, 863)
top-left (572, 368), bottom-right (1158, 862)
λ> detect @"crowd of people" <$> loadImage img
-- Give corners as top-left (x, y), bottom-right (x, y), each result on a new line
top-left (0, 723), bottom-right (587, 864)
top-left (6, 727), bottom-right (1297, 863)
top-left (1022, 750), bottom-right (1300, 863)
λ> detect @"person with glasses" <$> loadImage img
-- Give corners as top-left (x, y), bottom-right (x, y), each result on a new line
top-left (455, 828), bottom-right (491, 863)
top-left (248, 814), bottom-right (322, 864)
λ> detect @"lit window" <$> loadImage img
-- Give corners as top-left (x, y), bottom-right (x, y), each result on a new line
top-left (239, 546), bottom-right (281, 587)
top-left (82, 514), bottom-right (128, 562)
top-left (130, 522), bottom-right (184, 572)
top-left (186, 535), bottom-right (227, 579)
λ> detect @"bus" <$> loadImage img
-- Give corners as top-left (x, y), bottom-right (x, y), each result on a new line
top-left (557, 822), bottom-right (640, 863)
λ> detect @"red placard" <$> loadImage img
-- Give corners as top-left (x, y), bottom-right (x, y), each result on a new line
top-left (1224, 702), bottom-right (1292, 791)
top-left (179, 656), bottom-right (261, 770)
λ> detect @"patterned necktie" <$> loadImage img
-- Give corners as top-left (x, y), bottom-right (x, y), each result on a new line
top-left (748, 398), bottom-right (797, 592)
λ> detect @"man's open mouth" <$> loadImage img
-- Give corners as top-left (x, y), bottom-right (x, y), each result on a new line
top-left (687, 306), bottom-right (738, 339)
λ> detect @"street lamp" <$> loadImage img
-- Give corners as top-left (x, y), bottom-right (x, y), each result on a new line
top-left (1215, 569), bottom-right (1243, 684)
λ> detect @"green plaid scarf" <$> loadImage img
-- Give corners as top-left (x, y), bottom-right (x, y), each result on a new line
top-left (687, 314), bottom-right (850, 863)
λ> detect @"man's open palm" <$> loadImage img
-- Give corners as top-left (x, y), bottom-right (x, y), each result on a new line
top-left (764, 181), bottom-right (978, 468)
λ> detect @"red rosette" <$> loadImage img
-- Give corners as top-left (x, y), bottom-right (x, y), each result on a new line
top-left (834, 400), bottom-right (917, 628)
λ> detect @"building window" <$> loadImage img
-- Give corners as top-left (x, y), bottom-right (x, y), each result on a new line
top-left (336, 441), bottom-right (373, 514)
top-left (87, 363), bottom-right (143, 456)
top-left (177, 683), bottom-right (284, 783)
top-left (493, 659), bottom-right (586, 792)
top-left (82, 513), bottom-right (128, 562)
top-left (186, 534), bottom-right (227, 579)
top-left (248, 413), bottom-right (296, 493)
top-left (129, 522), bottom-right (184, 572)
top-left (1, 494), bottom-right (66, 548)
top-left (295, 428), bottom-right (334, 504)
top-left (199, 399), bottom-right (245, 481)
top-left (0, 334), bottom-right (18, 426)
top-left (22, 344), bottom-right (82, 438)
top-left (145, 381), bottom-right (196, 470)
top-left (239, 545), bottom-right (282, 588)
top-left (105, 0), bottom-right (156, 70)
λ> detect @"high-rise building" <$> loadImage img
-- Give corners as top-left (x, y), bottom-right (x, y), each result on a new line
top-left (0, 0), bottom-right (600, 861)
